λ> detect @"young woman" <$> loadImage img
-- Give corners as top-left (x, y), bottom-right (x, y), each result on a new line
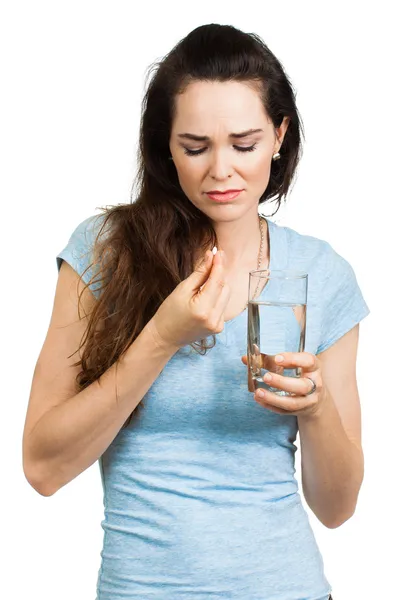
top-left (23, 23), bottom-right (369, 600)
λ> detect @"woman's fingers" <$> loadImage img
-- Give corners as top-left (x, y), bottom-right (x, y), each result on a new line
top-left (213, 279), bottom-right (231, 331)
top-left (260, 371), bottom-right (320, 397)
top-left (242, 352), bottom-right (318, 373)
top-left (273, 352), bottom-right (319, 373)
top-left (242, 351), bottom-right (321, 406)
top-left (241, 352), bottom-right (281, 373)
top-left (198, 250), bottom-right (228, 310)
top-left (254, 388), bottom-right (318, 414)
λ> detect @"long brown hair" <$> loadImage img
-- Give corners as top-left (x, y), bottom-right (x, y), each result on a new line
top-left (72, 23), bottom-right (305, 422)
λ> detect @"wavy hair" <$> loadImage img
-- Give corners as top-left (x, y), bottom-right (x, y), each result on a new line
top-left (72, 23), bottom-right (305, 424)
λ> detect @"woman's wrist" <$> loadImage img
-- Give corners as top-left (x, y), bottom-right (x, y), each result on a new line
top-left (143, 319), bottom-right (181, 356)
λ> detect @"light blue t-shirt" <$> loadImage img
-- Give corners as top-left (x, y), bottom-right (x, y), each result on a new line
top-left (56, 214), bottom-right (370, 600)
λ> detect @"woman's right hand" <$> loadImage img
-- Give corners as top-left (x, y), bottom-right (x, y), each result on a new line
top-left (148, 249), bottom-right (231, 350)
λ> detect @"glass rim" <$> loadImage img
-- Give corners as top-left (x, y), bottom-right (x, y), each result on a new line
top-left (249, 269), bottom-right (308, 279)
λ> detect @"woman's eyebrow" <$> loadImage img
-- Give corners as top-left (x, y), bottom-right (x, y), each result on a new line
top-left (177, 128), bottom-right (264, 142)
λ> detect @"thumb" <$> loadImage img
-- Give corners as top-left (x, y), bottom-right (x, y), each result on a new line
top-left (189, 250), bottom-right (214, 291)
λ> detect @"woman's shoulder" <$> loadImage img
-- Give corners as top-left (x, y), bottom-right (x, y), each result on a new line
top-left (271, 221), bottom-right (342, 274)
top-left (59, 212), bottom-right (113, 258)
top-left (56, 212), bottom-right (112, 297)
top-left (271, 223), bottom-right (370, 352)
top-left (280, 223), bottom-right (333, 255)
top-left (270, 221), bottom-right (366, 299)
top-left (68, 212), bottom-right (110, 244)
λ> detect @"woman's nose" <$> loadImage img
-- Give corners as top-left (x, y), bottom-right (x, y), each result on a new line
top-left (209, 149), bottom-right (234, 180)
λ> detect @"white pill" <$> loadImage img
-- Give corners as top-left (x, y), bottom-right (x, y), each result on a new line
top-left (212, 246), bottom-right (218, 255)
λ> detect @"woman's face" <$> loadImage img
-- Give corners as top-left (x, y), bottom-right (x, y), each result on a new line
top-left (169, 80), bottom-right (289, 221)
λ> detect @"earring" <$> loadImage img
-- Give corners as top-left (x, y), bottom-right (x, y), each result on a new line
top-left (272, 151), bottom-right (281, 161)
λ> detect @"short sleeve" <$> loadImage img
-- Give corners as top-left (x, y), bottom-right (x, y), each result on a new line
top-left (316, 244), bottom-right (370, 354)
top-left (56, 213), bottom-right (108, 299)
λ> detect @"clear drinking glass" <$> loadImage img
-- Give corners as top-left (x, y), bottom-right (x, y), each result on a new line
top-left (247, 270), bottom-right (308, 396)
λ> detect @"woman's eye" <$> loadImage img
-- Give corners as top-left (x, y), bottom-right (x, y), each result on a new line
top-left (183, 144), bottom-right (257, 156)
top-left (184, 148), bottom-right (206, 156)
top-left (236, 144), bottom-right (257, 153)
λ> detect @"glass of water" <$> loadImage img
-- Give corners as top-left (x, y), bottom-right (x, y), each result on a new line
top-left (247, 270), bottom-right (308, 396)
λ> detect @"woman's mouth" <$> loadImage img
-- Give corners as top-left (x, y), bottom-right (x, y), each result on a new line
top-left (206, 190), bottom-right (243, 202)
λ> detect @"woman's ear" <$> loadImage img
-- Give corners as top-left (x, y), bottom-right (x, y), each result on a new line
top-left (274, 116), bottom-right (290, 152)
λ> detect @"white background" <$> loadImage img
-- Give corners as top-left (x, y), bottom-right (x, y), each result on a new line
top-left (1, 1), bottom-right (416, 599)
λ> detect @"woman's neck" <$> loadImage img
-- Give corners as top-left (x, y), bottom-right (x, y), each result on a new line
top-left (215, 214), bottom-right (269, 274)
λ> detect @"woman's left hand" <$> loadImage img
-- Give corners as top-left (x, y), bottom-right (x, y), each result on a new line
top-left (241, 352), bottom-right (325, 418)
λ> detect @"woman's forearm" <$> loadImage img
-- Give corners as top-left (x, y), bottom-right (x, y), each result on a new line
top-left (297, 386), bottom-right (364, 528)
top-left (23, 320), bottom-right (179, 496)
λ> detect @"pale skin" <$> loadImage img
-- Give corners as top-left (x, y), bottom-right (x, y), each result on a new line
top-left (169, 79), bottom-right (364, 528)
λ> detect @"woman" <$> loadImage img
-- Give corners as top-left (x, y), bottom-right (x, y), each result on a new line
top-left (23, 23), bottom-right (369, 599)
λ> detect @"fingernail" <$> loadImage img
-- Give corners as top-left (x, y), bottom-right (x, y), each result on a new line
top-left (257, 389), bottom-right (265, 398)
top-left (275, 355), bottom-right (284, 363)
top-left (264, 373), bottom-right (272, 382)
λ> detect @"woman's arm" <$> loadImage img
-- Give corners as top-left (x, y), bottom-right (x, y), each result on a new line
top-left (298, 324), bottom-right (364, 528)
top-left (23, 262), bottom-right (179, 497)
